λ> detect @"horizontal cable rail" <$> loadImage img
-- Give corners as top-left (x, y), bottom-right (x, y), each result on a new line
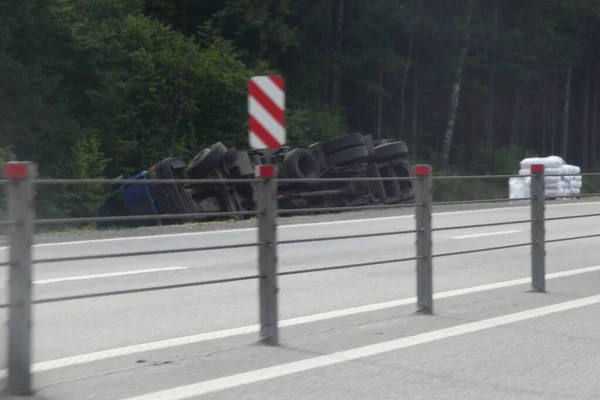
top-left (34, 210), bottom-right (257, 225)
top-left (545, 212), bottom-right (600, 222)
top-left (277, 176), bottom-right (417, 183)
top-left (433, 174), bottom-right (528, 180)
top-left (543, 174), bottom-right (579, 177)
top-left (33, 274), bottom-right (262, 304)
top-left (32, 178), bottom-right (259, 185)
top-left (432, 197), bottom-right (525, 206)
top-left (544, 173), bottom-right (591, 177)
top-left (24, 258), bottom-right (419, 306)
top-left (278, 229), bottom-right (417, 245)
top-left (433, 242), bottom-right (533, 258)
top-left (278, 257), bottom-right (417, 276)
top-left (0, 261), bottom-right (9, 267)
top-left (432, 219), bottom-right (532, 232)
top-left (0, 220), bottom-right (14, 226)
top-left (277, 202), bottom-right (418, 215)
top-left (0, 302), bottom-right (11, 309)
top-left (546, 233), bottom-right (600, 244)
top-left (32, 176), bottom-right (418, 185)
top-left (33, 242), bottom-right (258, 264)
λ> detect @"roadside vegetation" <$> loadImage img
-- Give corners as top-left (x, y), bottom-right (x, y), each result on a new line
top-left (2, 0), bottom-right (600, 223)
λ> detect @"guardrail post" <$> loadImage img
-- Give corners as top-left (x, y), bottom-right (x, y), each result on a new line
top-left (414, 164), bottom-right (433, 314)
top-left (530, 164), bottom-right (546, 292)
top-left (3, 162), bottom-right (36, 395)
top-left (256, 164), bottom-right (279, 345)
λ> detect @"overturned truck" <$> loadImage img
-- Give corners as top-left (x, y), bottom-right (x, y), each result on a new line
top-left (94, 133), bottom-right (414, 229)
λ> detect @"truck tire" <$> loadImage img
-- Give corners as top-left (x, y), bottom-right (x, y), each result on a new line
top-left (223, 148), bottom-right (238, 168)
top-left (187, 142), bottom-right (227, 178)
top-left (327, 146), bottom-right (369, 166)
top-left (322, 133), bottom-right (365, 155)
top-left (283, 148), bottom-right (320, 179)
top-left (309, 142), bottom-right (328, 170)
top-left (374, 141), bottom-right (409, 162)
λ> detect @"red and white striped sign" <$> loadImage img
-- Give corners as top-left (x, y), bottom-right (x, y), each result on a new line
top-left (248, 75), bottom-right (285, 149)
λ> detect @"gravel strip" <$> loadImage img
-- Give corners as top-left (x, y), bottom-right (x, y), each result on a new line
top-left (0, 198), bottom-right (597, 247)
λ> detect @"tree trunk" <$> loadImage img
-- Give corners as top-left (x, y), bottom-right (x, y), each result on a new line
top-left (582, 66), bottom-right (591, 169)
top-left (469, 99), bottom-right (477, 171)
top-left (542, 75), bottom-right (552, 155)
top-left (399, 0), bottom-right (420, 140)
top-left (376, 69), bottom-right (383, 140)
top-left (440, 0), bottom-right (474, 170)
top-left (551, 73), bottom-right (557, 154)
top-left (592, 60), bottom-right (600, 168)
top-left (330, 0), bottom-right (345, 108)
top-left (412, 38), bottom-right (419, 161)
top-left (510, 89), bottom-right (521, 147)
top-left (561, 64), bottom-right (572, 159)
top-left (485, 3), bottom-right (499, 145)
top-left (522, 96), bottom-right (530, 148)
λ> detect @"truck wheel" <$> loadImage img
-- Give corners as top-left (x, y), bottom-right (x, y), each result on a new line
top-left (283, 148), bottom-right (320, 179)
top-left (327, 146), bottom-right (369, 166)
top-left (374, 141), bottom-right (409, 162)
top-left (187, 142), bottom-right (227, 178)
top-left (309, 142), bottom-right (328, 170)
top-left (322, 133), bottom-right (365, 155)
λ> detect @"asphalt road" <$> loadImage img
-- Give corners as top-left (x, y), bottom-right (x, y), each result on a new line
top-left (1, 200), bottom-right (600, 399)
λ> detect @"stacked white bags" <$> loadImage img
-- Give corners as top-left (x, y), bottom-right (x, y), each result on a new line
top-left (508, 175), bottom-right (530, 201)
top-left (509, 155), bottom-right (582, 200)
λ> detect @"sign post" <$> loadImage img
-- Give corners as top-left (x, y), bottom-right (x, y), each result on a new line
top-left (4, 162), bottom-right (37, 395)
top-left (249, 75), bottom-right (284, 345)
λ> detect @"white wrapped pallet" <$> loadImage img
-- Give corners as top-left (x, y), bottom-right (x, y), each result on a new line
top-left (509, 176), bottom-right (530, 205)
top-left (563, 164), bottom-right (581, 174)
top-left (520, 166), bottom-right (571, 176)
top-left (519, 155), bottom-right (564, 170)
top-left (545, 188), bottom-right (570, 198)
top-left (570, 180), bottom-right (582, 188)
top-left (515, 155), bottom-right (582, 201)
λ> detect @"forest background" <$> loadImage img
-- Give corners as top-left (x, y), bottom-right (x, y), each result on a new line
top-left (2, 0), bottom-right (600, 220)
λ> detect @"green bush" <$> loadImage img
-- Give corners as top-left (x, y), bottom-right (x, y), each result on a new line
top-left (286, 105), bottom-right (346, 148)
top-left (432, 174), bottom-right (507, 203)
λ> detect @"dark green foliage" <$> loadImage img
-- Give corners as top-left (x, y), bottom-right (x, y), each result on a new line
top-left (3, 0), bottom-right (600, 219)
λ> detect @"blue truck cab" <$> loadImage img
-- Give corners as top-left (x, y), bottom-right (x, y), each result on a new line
top-left (94, 171), bottom-right (162, 229)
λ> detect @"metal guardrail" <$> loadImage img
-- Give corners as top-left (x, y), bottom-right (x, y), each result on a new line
top-left (1, 160), bottom-right (599, 395)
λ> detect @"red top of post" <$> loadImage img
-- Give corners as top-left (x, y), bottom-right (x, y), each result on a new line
top-left (414, 165), bottom-right (431, 177)
top-left (530, 164), bottom-right (544, 174)
top-left (255, 165), bottom-right (276, 178)
top-left (2, 162), bottom-right (29, 179)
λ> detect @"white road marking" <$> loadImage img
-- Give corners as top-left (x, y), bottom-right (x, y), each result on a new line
top-left (121, 293), bottom-right (600, 400)
top-left (33, 267), bottom-right (188, 285)
top-left (0, 199), bottom-right (595, 250)
top-left (451, 230), bottom-right (522, 239)
top-left (1, 263), bottom-right (599, 379)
